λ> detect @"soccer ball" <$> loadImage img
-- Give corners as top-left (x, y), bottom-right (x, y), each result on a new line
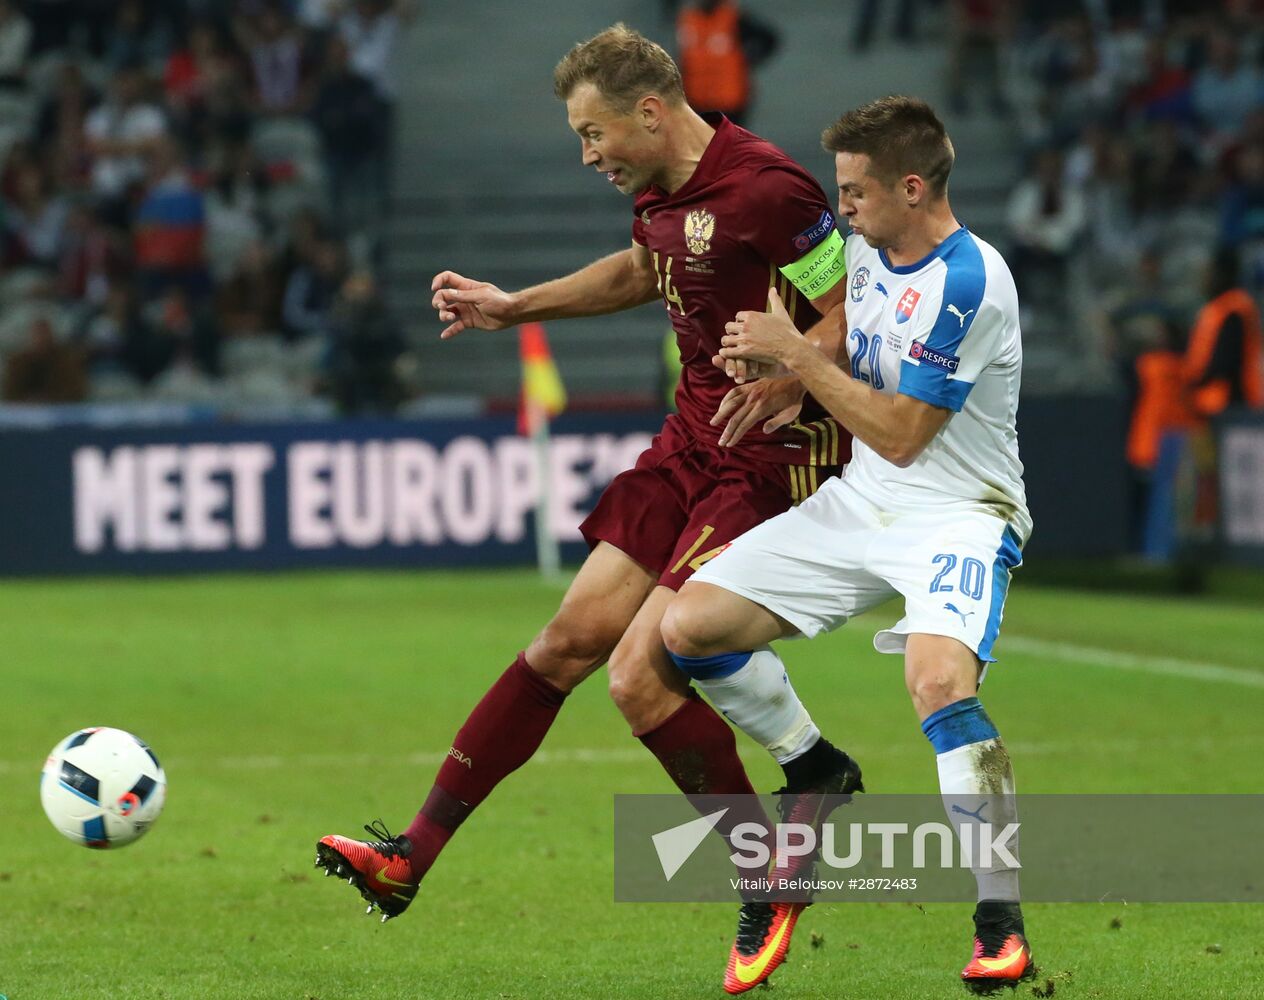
top-left (40, 727), bottom-right (167, 848)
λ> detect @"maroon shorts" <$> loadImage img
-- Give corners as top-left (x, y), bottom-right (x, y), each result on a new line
top-left (579, 415), bottom-right (841, 590)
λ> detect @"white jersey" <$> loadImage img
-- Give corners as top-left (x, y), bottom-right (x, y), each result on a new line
top-left (840, 227), bottom-right (1031, 542)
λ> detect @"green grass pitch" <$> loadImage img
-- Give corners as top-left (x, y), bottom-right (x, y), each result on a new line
top-left (2, 569), bottom-right (1261, 999)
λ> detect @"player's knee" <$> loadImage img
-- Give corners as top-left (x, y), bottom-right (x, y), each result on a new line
top-left (906, 669), bottom-right (972, 717)
top-left (605, 658), bottom-right (642, 718)
top-left (528, 617), bottom-right (615, 690)
top-left (607, 646), bottom-right (687, 728)
top-left (659, 594), bottom-right (718, 659)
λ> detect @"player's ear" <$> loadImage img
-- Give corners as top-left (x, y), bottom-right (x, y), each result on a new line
top-left (639, 95), bottom-right (665, 132)
top-left (903, 174), bottom-right (925, 207)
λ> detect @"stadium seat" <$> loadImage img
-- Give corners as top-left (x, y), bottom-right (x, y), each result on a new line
top-left (86, 370), bottom-right (145, 403)
top-left (0, 303), bottom-right (69, 355)
top-left (147, 365), bottom-right (225, 405)
top-left (0, 268), bottom-right (52, 307)
top-left (221, 335), bottom-right (289, 377)
top-left (205, 200), bottom-right (264, 282)
top-left (251, 117), bottom-right (323, 166)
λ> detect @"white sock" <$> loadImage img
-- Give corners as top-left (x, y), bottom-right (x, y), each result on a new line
top-left (923, 698), bottom-right (1021, 902)
top-left (686, 647), bottom-right (820, 764)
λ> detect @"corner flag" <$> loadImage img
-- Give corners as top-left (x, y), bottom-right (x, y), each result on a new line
top-left (518, 323), bottom-right (567, 435)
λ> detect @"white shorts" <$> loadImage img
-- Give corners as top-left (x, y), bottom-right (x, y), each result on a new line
top-left (691, 477), bottom-right (1024, 662)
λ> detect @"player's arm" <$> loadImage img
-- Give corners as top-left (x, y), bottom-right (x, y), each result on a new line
top-left (711, 278), bottom-right (847, 435)
top-left (711, 209), bottom-right (852, 438)
top-left (720, 288), bottom-right (951, 467)
top-left (432, 243), bottom-right (659, 339)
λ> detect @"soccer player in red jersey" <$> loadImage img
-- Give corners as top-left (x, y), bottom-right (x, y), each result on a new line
top-left (316, 24), bottom-right (859, 990)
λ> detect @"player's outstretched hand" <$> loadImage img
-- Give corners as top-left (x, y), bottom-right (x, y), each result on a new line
top-left (721, 287), bottom-right (802, 367)
top-left (719, 356), bottom-right (772, 384)
top-left (710, 375), bottom-right (806, 448)
top-left (431, 270), bottom-right (518, 339)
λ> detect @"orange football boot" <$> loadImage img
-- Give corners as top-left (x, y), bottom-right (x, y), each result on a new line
top-left (315, 820), bottom-right (419, 921)
top-left (723, 901), bottom-right (804, 994)
top-left (961, 902), bottom-right (1036, 993)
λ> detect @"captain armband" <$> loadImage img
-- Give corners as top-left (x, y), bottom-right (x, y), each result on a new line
top-left (778, 228), bottom-right (847, 299)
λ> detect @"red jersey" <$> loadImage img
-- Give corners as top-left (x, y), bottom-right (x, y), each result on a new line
top-left (632, 116), bottom-right (849, 467)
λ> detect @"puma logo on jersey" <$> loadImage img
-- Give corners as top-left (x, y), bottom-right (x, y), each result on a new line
top-left (946, 304), bottom-right (974, 326)
top-left (448, 747), bottom-right (473, 768)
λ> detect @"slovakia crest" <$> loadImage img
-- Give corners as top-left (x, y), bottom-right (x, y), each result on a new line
top-left (684, 208), bottom-right (716, 255)
top-left (895, 287), bottom-right (921, 324)
top-left (850, 266), bottom-right (870, 302)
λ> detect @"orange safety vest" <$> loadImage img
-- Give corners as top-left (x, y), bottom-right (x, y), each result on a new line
top-left (1183, 287), bottom-right (1264, 419)
top-left (677, 2), bottom-right (750, 114)
top-left (1127, 349), bottom-right (1195, 470)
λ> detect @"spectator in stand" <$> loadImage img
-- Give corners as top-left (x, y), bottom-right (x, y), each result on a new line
top-left (852, 0), bottom-right (920, 51)
top-left (945, 0), bottom-right (1013, 118)
top-left (132, 135), bottom-right (208, 299)
top-left (1218, 137), bottom-right (1264, 257)
top-left (84, 64), bottom-right (168, 208)
top-left (217, 237), bottom-right (284, 336)
top-left (0, 0), bottom-right (32, 88)
top-left (1184, 244), bottom-right (1264, 421)
top-left (35, 64), bottom-right (96, 190)
top-left (310, 33), bottom-right (385, 232)
top-left (1098, 249), bottom-right (1186, 369)
top-left (282, 234), bottom-right (346, 340)
top-left (1006, 147), bottom-right (1086, 304)
top-left (1050, 16), bottom-right (1119, 138)
top-left (2, 316), bottom-right (86, 403)
top-left (276, 204), bottom-right (324, 287)
top-left (239, 2), bottom-right (311, 115)
top-left (675, 0), bottom-right (778, 127)
top-left (105, 0), bottom-right (172, 75)
top-left (339, 0), bottom-right (410, 103)
top-left (1123, 317), bottom-right (1194, 552)
top-left (80, 280), bottom-right (143, 376)
top-left (24, 0), bottom-right (73, 56)
top-left (141, 284), bottom-right (221, 378)
top-left (164, 19), bottom-right (228, 139)
top-left (207, 135), bottom-right (272, 226)
top-left (1176, 243), bottom-right (1264, 543)
top-left (339, 0), bottom-right (412, 201)
top-left (1130, 119), bottom-right (1204, 224)
top-left (1124, 34), bottom-right (1195, 127)
top-left (1218, 107), bottom-right (1264, 185)
top-left (1, 139), bottom-right (35, 197)
top-left (322, 267), bottom-right (404, 413)
top-left (193, 37), bottom-right (255, 152)
top-left (1219, 138), bottom-right (1264, 249)
top-left (56, 200), bottom-right (125, 306)
top-left (297, 0), bottom-right (343, 41)
top-left (1064, 120), bottom-right (1136, 261)
top-left (3, 158), bottom-right (68, 267)
top-left (1192, 30), bottom-right (1263, 148)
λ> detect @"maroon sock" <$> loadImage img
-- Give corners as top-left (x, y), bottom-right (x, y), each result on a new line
top-left (403, 652), bottom-right (567, 880)
top-left (639, 693), bottom-right (774, 894)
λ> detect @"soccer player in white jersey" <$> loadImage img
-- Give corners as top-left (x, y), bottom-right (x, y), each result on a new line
top-left (660, 96), bottom-right (1036, 993)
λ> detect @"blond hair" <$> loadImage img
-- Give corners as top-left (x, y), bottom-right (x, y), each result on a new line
top-left (553, 23), bottom-right (685, 114)
top-left (822, 96), bottom-right (954, 196)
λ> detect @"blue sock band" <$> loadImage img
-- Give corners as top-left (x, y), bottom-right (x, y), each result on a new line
top-left (666, 649), bottom-right (753, 680)
top-left (921, 697), bottom-right (999, 754)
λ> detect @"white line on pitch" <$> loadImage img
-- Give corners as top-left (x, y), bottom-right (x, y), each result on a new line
top-left (5, 734), bottom-right (1256, 777)
top-left (1001, 636), bottom-right (1264, 689)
